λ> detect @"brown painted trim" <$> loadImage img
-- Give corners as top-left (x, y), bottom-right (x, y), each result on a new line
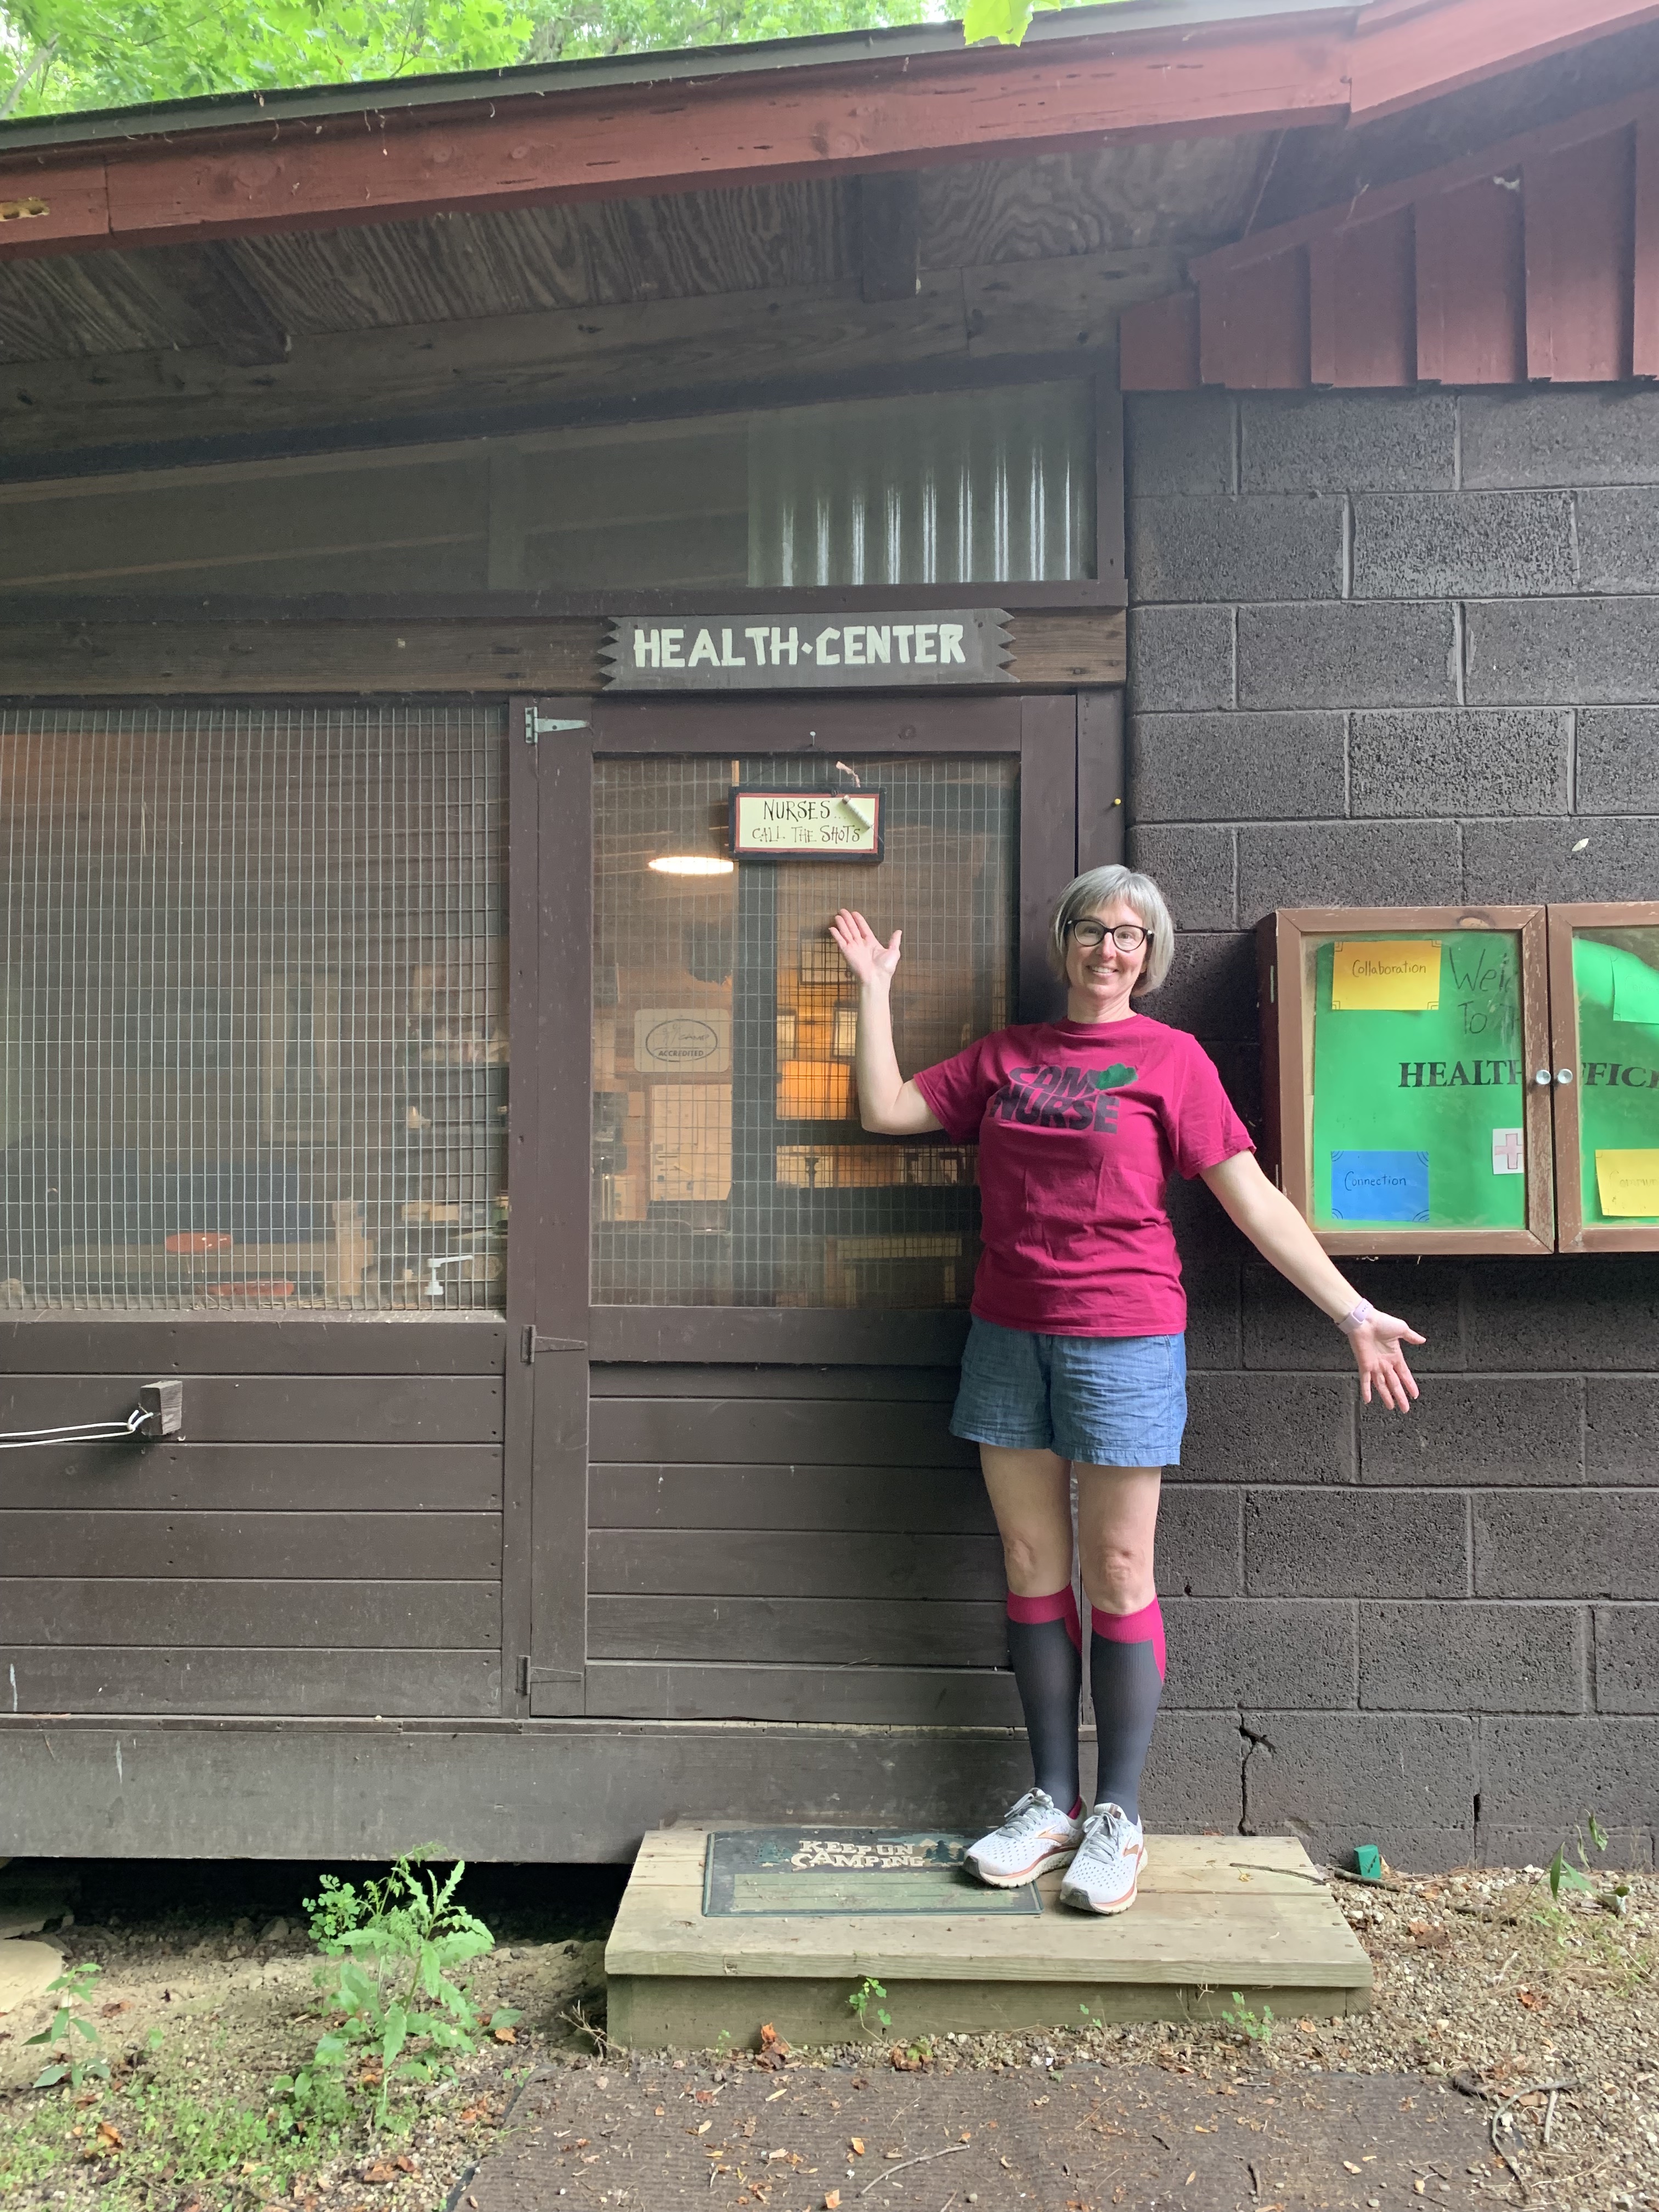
top-left (0, 23), bottom-right (1355, 260)
top-left (500, 697), bottom-right (541, 1718)
top-left (1017, 696), bottom-right (1078, 1025)
top-left (1077, 691), bottom-right (1125, 872)
top-left (0, 611), bottom-right (1124, 698)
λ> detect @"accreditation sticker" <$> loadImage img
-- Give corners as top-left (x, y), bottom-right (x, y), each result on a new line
top-left (1331, 939), bottom-right (1442, 1012)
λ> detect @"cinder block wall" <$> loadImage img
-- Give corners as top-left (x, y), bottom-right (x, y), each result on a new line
top-left (1124, 387), bottom-right (1658, 1872)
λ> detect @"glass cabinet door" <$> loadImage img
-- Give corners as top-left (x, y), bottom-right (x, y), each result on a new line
top-left (1549, 904), bottom-right (1659, 1249)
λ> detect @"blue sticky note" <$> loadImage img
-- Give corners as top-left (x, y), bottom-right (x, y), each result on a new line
top-left (1331, 1150), bottom-right (1430, 1222)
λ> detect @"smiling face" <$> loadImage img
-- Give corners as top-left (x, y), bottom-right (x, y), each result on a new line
top-left (1063, 897), bottom-right (1150, 1024)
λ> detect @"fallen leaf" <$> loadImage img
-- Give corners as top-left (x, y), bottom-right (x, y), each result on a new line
top-left (392, 2157), bottom-right (417, 2176)
top-left (99, 2002), bottom-right (131, 2018)
top-left (1344, 2162), bottom-right (1362, 2175)
top-left (765, 2086), bottom-right (788, 2103)
top-left (826, 2196), bottom-right (842, 2210)
top-left (362, 2165), bottom-right (398, 2186)
top-left (492, 2024), bottom-right (517, 2043)
top-left (1516, 1988), bottom-right (1546, 2011)
top-left (759, 2022), bottom-right (783, 2051)
top-left (695, 2089), bottom-right (715, 2103)
top-left (849, 2138), bottom-right (865, 2155)
top-left (1187, 2172), bottom-right (1197, 2186)
top-left (691, 2121), bottom-right (713, 2135)
top-left (95, 2123), bottom-right (123, 2151)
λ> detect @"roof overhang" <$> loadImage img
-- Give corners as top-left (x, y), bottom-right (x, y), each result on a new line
top-left (3, 0), bottom-right (1657, 263)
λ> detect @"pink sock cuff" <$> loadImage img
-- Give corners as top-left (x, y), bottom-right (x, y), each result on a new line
top-left (1008, 1587), bottom-right (1082, 1652)
top-left (1091, 1597), bottom-right (1166, 1680)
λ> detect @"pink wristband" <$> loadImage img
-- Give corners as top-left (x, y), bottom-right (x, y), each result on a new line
top-left (1336, 1300), bottom-right (1376, 1336)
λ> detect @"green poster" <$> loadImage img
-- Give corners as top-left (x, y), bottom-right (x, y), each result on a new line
top-left (1572, 930), bottom-right (1659, 1226)
top-left (1309, 933), bottom-right (1527, 1231)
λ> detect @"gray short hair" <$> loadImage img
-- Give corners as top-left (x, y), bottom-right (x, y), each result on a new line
top-left (1049, 865), bottom-right (1176, 992)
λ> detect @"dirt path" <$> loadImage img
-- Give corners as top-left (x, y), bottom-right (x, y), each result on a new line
top-left (473, 2057), bottom-right (1492, 2212)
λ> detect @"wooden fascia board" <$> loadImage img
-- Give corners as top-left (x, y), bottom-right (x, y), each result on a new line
top-left (0, 25), bottom-right (1355, 260)
top-left (1186, 78), bottom-right (1659, 281)
top-left (1348, 0), bottom-right (1659, 126)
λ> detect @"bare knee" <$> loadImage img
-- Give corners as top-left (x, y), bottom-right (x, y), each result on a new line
top-left (1001, 1528), bottom-right (1073, 1594)
top-left (1084, 1539), bottom-right (1155, 1615)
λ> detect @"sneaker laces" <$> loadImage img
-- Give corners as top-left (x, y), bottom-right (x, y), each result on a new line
top-left (1077, 1802), bottom-right (1136, 1861)
top-left (996, 1787), bottom-right (1068, 1837)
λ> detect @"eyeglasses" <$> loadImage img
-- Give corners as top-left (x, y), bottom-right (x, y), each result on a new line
top-left (1066, 919), bottom-right (1152, 952)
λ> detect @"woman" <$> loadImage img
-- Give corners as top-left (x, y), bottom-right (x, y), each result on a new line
top-left (828, 867), bottom-right (1423, 1917)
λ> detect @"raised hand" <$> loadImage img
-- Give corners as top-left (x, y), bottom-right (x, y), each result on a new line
top-left (828, 908), bottom-right (902, 989)
top-left (1350, 1310), bottom-right (1425, 1412)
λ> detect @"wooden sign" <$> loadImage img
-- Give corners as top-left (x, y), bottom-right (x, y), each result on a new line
top-left (731, 787), bottom-right (883, 860)
top-left (602, 612), bottom-right (1012, 689)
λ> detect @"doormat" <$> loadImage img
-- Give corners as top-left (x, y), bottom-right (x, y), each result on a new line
top-left (701, 1829), bottom-right (1042, 1916)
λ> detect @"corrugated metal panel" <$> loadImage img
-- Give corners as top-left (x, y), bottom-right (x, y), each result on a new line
top-left (748, 381), bottom-right (1095, 587)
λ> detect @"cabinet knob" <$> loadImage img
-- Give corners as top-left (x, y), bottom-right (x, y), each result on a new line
top-left (1555, 1068), bottom-right (1575, 1085)
top-left (1533, 1068), bottom-right (1552, 1086)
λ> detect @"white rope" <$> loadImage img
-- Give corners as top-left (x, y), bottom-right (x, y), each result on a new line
top-left (0, 1406), bottom-right (148, 1451)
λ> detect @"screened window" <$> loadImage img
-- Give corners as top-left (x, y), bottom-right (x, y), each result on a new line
top-left (592, 754), bottom-right (1017, 1308)
top-left (0, 706), bottom-right (506, 1312)
top-left (5, 380), bottom-right (1096, 599)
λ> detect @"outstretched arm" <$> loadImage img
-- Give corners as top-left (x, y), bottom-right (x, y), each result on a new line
top-left (827, 909), bottom-right (943, 1136)
top-left (1199, 1151), bottom-right (1424, 1412)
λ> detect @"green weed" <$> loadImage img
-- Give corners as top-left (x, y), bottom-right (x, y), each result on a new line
top-left (25, 1961), bottom-right (109, 2090)
top-left (1221, 1993), bottom-right (1274, 2044)
top-left (275, 1846), bottom-right (520, 2134)
top-left (847, 1975), bottom-right (890, 2036)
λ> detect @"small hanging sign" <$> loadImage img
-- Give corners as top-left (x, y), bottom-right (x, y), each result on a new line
top-left (731, 787), bottom-right (884, 861)
top-left (602, 611), bottom-right (1012, 689)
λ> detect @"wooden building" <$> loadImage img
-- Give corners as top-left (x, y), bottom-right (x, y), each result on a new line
top-left (1, 0), bottom-right (1656, 1871)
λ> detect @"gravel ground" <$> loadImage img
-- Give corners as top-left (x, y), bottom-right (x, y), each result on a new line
top-left (0, 1856), bottom-right (1652, 2212)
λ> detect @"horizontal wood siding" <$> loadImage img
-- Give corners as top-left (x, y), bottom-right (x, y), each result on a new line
top-left (2, 1648), bottom-right (500, 1717)
top-left (0, 1348), bottom-right (505, 1718)
top-left (587, 1364), bottom-right (1011, 1721)
top-left (0, 1375), bottom-right (503, 1443)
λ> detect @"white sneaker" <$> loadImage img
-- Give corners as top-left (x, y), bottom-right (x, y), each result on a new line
top-left (1059, 1802), bottom-right (1148, 1915)
top-left (963, 1788), bottom-right (1084, 1888)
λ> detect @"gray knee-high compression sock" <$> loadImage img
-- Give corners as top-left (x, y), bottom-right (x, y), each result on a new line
top-left (1089, 1598), bottom-right (1165, 1822)
top-left (1006, 1588), bottom-right (1082, 1814)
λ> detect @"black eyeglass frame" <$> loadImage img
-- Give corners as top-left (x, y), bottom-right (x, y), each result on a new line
top-left (1064, 919), bottom-right (1153, 952)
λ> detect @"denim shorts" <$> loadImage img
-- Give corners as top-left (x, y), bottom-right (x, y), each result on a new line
top-left (949, 1316), bottom-right (1187, 1469)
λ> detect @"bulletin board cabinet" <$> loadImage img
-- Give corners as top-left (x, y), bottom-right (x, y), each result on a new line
top-left (1259, 904), bottom-right (1659, 1256)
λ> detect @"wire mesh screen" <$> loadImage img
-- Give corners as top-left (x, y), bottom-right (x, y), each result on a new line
top-left (0, 706), bottom-right (507, 1313)
top-left (592, 754), bottom-right (1017, 1308)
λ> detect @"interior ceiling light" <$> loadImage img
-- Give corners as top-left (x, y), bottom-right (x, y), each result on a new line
top-left (649, 855), bottom-right (735, 876)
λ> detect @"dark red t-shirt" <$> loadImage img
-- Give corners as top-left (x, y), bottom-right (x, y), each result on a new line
top-left (913, 1015), bottom-right (1253, 1337)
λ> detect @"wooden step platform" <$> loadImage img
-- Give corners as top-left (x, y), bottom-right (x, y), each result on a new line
top-left (604, 1825), bottom-right (1372, 2051)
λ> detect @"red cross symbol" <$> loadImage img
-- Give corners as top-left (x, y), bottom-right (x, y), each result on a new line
top-left (1492, 1128), bottom-right (1525, 1174)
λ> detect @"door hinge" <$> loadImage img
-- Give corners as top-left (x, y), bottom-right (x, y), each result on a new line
top-left (523, 707), bottom-right (590, 747)
top-left (524, 1329), bottom-right (588, 1362)
top-left (516, 1654), bottom-right (530, 1696)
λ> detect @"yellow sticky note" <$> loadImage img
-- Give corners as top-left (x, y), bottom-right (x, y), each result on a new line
top-left (1331, 939), bottom-right (1442, 1012)
top-left (1595, 1149), bottom-right (1659, 1217)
